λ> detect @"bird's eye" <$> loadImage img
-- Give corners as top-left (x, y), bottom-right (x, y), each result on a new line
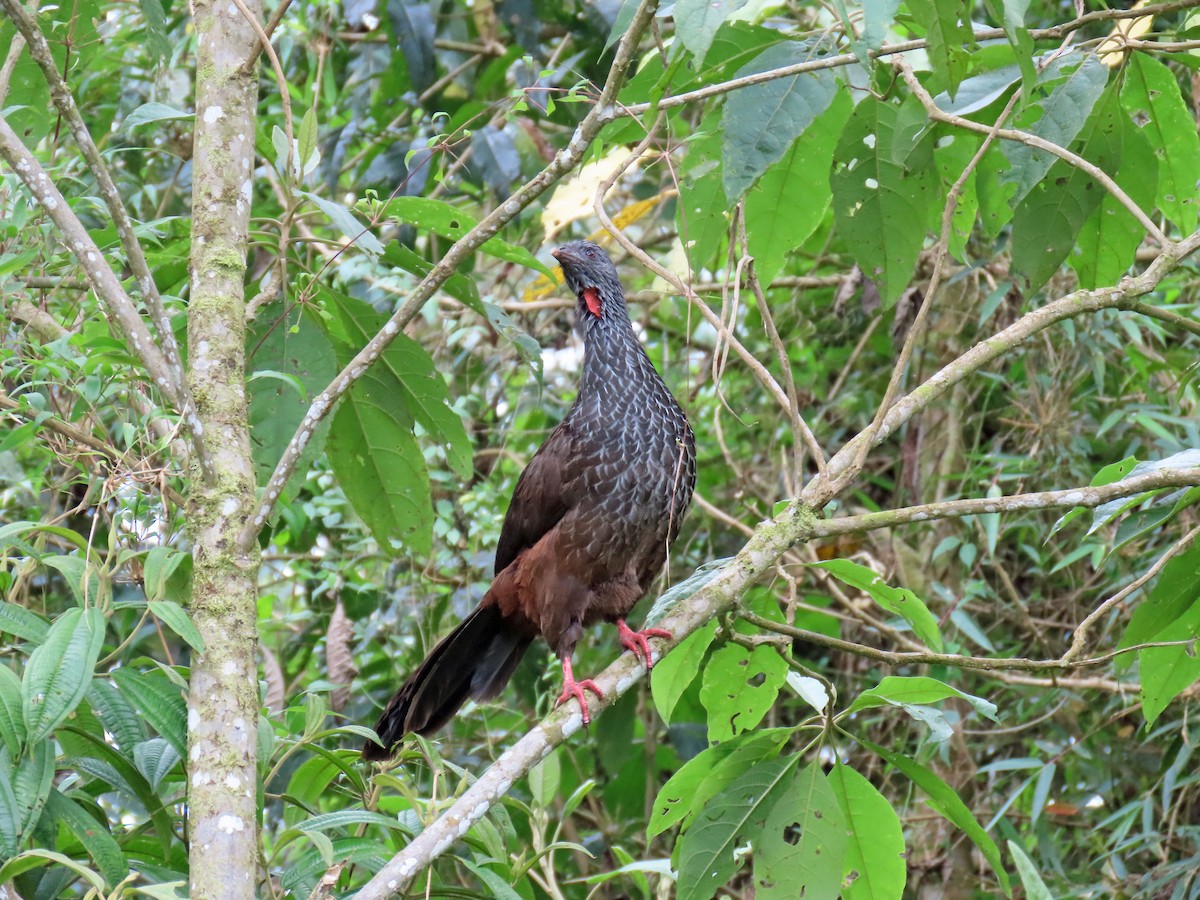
top-left (586, 248), bottom-right (596, 258)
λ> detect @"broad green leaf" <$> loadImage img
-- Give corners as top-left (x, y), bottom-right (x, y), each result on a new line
top-left (246, 308), bottom-right (337, 487)
top-left (829, 764), bottom-right (906, 900)
top-left (41, 555), bottom-right (103, 605)
top-left (1007, 841), bottom-right (1054, 900)
top-left (861, 740), bottom-right (1010, 895)
top-left (328, 292), bottom-right (472, 478)
top-left (722, 42), bottom-right (838, 201)
top-left (653, 619), bottom-right (718, 724)
top-left (87, 679), bottom-right (146, 753)
top-left (384, 242), bottom-right (481, 312)
top-left (123, 102), bottom-right (192, 130)
top-left (109, 668), bottom-right (188, 757)
top-left (1139, 596), bottom-right (1200, 725)
top-left (528, 749), bottom-right (561, 808)
top-left (1121, 54), bottom-right (1200, 231)
top-left (148, 601), bottom-right (205, 654)
top-left (143, 547), bottom-right (188, 603)
top-left (328, 383), bottom-right (431, 555)
top-left (1120, 542), bottom-right (1200, 655)
top-left (754, 763), bottom-right (847, 899)
top-left (649, 728), bottom-right (791, 837)
top-left (699, 642), bottom-right (788, 742)
top-left (6, 741), bottom-right (53, 846)
top-left (0, 766), bottom-right (16, 858)
top-left (845, 676), bottom-right (998, 722)
top-left (0, 668), bottom-right (23, 756)
top-left (1002, 53), bottom-right (1108, 209)
top-left (811, 559), bottom-right (942, 650)
top-left (463, 861), bottom-right (526, 900)
top-left (675, 0), bottom-right (749, 62)
top-left (376, 197), bottom-right (552, 277)
top-left (1070, 88), bottom-right (1157, 290)
top-left (676, 755), bottom-right (799, 900)
top-left (133, 738), bottom-right (181, 790)
top-left (43, 789), bottom-right (127, 886)
top-left (280, 837), bottom-right (390, 895)
top-left (908, 0), bottom-right (974, 97)
top-left (933, 131), bottom-right (982, 260)
top-left (678, 132), bottom-right (729, 270)
top-left (745, 91), bottom-right (852, 284)
top-left (0, 601), bottom-right (48, 645)
top-left (830, 95), bottom-right (938, 306)
top-left (22, 607), bottom-right (105, 744)
top-left (859, 0), bottom-right (902, 50)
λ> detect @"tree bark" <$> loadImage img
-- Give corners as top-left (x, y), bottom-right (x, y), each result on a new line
top-left (186, 0), bottom-right (262, 895)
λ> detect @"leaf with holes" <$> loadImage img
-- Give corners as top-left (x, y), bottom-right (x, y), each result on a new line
top-left (676, 755), bottom-right (799, 900)
top-left (907, 0), bottom-right (974, 98)
top-left (1121, 53), bottom-right (1200, 231)
top-left (830, 95), bottom-right (938, 306)
top-left (754, 763), bottom-right (848, 899)
top-left (674, 0), bottom-right (749, 62)
top-left (829, 764), bottom-right (907, 899)
top-left (649, 728), bottom-right (792, 837)
top-left (699, 642), bottom-right (788, 742)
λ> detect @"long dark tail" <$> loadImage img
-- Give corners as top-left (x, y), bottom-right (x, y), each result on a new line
top-left (363, 604), bottom-right (532, 760)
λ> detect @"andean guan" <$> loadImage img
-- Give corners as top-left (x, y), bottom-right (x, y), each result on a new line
top-left (363, 240), bottom-right (697, 760)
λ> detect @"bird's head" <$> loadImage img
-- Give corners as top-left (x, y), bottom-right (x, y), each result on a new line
top-left (551, 241), bottom-right (626, 322)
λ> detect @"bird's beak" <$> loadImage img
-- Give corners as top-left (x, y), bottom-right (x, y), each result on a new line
top-left (550, 246), bottom-right (574, 265)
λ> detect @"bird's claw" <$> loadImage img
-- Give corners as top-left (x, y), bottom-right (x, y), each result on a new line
top-left (617, 619), bottom-right (673, 671)
top-left (556, 677), bottom-right (604, 724)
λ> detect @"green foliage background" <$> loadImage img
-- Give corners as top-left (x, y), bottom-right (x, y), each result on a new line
top-left (2, 0), bottom-right (1200, 895)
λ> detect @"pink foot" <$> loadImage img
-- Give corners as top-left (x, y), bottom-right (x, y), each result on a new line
top-left (616, 619), bottom-right (673, 671)
top-left (555, 656), bottom-right (604, 724)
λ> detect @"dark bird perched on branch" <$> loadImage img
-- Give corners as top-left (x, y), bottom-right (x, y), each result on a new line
top-left (364, 240), bottom-right (696, 760)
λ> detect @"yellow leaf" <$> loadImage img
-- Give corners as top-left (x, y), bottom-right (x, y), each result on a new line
top-left (1098, 0), bottom-right (1154, 67)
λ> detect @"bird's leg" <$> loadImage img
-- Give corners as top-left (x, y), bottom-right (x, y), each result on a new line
top-left (555, 655), bottom-right (604, 724)
top-left (616, 619), bottom-right (673, 671)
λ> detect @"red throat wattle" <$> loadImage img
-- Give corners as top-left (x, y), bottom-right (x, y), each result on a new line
top-left (582, 287), bottom-right (603, 318)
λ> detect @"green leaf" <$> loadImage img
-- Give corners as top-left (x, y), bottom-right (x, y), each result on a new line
top-left (745, 91), bottom-right (852, 284)
top-left (376, 197), bottom-right (553, 277)
top-left (859, 0), bottom-right (901, 50)
top-left (5, 741), bottom-right (53, 846)
top-left (649, 728), bottom-right (791, 837)
top-left (678, 132), bottom-right (729, 270)
top-left (133, 738), bottom-right (181, 790)
top-left (1050, 455), bottom-right (1138, 536)
top-left (829, 764), bottom-right (907, 900)
top-left (675, 0), bottom-right (750, 62)
top-left (676, 755), bottom-right (799, 900)
top-left (1001, 53), bottom-right (1108, 209)
top-left (109, 668), bottom-right (188, 757)
top-left (247, 308), bottom-right (337, 487)
top-left (143, 547), bottom-right (188, 603)
top-left (1139, 596), bottom-right (1200, 725)
top-left (148, 601), bottom-right (205, 654)
top-left (43, 789), bottom-right (127, 886)
top-left (123, 102), bottom-right (192, 130)
top-left (40, 555), bottom-right (102, 606)
top-left (860, 740), bottom-right (1010, 895)
top-left (1120, 542), bottom-right (1200, 654)
top-left (22, 607), bottom-right (105, 744)
top-left (328, 292), bottom-right (472, 478)
top-left (908, 0), bottom-right (974, 97)
top-left (528, 749), bottom-right (561, 808)
top-left (830, 95), bottom-right (938, 306)
top-left (811, 559), bottom-right (942, 650)
top-left (86, 679), bottom-right (146, 754)
top-left (1121, 53), bottom-right (1200, 231)
top-left (1007, 841), bottom-right (1054, 900)
top-left (384, 242), bottom-right (481, 312)
top-left (0, 765), bottom-right (17, 858)
top-left (0, 848), bottom-right (106, 891)
top-left (0, 601), bottom-right (49, 645)
top-left (699, 642), bottom-right (788, 742)
top-left (652, 619), bottom-right (718, 724)
top-left (722, 42), bottom-right (838, 201)
top-left (753, 763), bottom-right (847, 899)
top-left (845, 675), bottom-right (998, 722)
top-left (0, 668), bottom-right (24, 756)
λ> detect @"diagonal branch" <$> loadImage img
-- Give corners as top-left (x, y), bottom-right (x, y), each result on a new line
top-left (235, 0), bottom-right (660, 553)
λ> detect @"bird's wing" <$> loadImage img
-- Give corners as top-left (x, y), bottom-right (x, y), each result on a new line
top-left (493, 421), bottom-right (581, 575)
